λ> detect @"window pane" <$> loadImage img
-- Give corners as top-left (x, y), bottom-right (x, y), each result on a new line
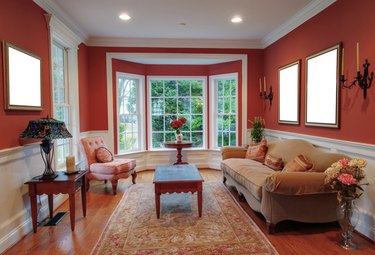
top-left (178, 98), bottom-right (190, 114)
top-left (218, 81), bottom-right (223, 96)
top-left (152, 133), bottom-right (164, 148)
top-left (152, 116), bottom-right (164, 131)
top-left (192, 132), bottom-right (203, 147)
top-left (165, 81), bottom-right (177, 97)
top-left (165, 132), bottom-right (175, 142)
top-left (231, 97), bottom-right (236, 114)
top-left (165, 98), bottom-right (177, 114)
top-left (231, 80), bottom-right (236, 96)
top-left (151, 80), bottom-right (163, 96)
top-left (192, 98), bottom-right (203, 114)
top-left (178, 80), bottom-right (190, 97)
top-left (152, 98), bottom-right (164, 114)
top-left (191, 80), bottom-right (203, 96)
top-left (164, 115), bottom-right (175, 131)
top-left (230, 132), bottom-right (236, 146)
top-left (224, 98), bottom-right (230, 113)
top-left (191, 115), bottom-right (203, 131)
top-left (230, 115), bottom-right (236, 131)
top-left (224, 80), bottom-right (231, 96)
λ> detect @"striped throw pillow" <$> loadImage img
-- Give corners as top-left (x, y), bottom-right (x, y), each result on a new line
top-left (283, 154), bottom-right (314, 172)
top-left (264, 154), bottom-right (284, 171)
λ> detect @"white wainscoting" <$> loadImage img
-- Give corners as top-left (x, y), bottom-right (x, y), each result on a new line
top-left (0, 144), bottom-right (68, 253)
top-left (264, 129), bottom-right (375, 241)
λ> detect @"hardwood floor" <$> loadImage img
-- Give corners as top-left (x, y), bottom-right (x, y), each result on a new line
top-left (4, 169), bottom-right (374, 255)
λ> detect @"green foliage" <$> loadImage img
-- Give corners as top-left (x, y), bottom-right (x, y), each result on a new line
top-left (249, 116), bottom-right (265, 143)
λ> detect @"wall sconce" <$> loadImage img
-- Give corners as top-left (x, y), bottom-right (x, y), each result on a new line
top-left (340, 43), bottom-right (373, 99)
top-left (259, 77), bottom-right (273, 106)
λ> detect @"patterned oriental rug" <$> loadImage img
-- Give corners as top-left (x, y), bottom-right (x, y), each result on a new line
top-left (92, 182), bottom-right (278, 255)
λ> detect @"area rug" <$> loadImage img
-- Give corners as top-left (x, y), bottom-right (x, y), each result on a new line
top-left (92, 182), bottom-right (278, 255)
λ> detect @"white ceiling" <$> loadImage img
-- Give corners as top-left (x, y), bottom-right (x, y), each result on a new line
top-left (38, 0), bottom-right (336, 48)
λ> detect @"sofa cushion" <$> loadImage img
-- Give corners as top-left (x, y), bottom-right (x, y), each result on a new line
top-left (90, 158), bottom-right (136, 175)
top-left (264, 154), bottom-right (284, 171)
top-left (245, 139), bottom-right (268, 162)
top-left (221, 158), bottom-right (274, 200)
top-left (283, 154), bottom-right (313, 172)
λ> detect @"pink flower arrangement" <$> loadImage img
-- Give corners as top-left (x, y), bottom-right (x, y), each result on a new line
top-left (325, 158), bottom-right (368, 200)
top-left (170, 117), bottom-right (187, 134)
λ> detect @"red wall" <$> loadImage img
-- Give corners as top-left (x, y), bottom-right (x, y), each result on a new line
top-left (0, 0), bottom-right (51, 150)
top-left (263, 0), bottom-right (375, 145)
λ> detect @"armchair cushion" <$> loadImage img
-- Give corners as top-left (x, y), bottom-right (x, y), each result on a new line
top-left (96, 147), bottom-right (113, 163)
top-left (90, 158), bottom-right (136, 175)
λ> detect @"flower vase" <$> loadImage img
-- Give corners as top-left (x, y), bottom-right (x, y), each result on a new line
top-left (337, 196), bottom-right (359, 250)
top-left (176, 133), bottom-right (183, 143)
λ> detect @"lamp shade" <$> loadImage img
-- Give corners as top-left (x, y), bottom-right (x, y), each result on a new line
top-left (20, 116), bottom-right (72, 140)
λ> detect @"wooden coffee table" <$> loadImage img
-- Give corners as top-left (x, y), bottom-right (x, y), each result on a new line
top-left (153, 164), bottom-right (204, 219)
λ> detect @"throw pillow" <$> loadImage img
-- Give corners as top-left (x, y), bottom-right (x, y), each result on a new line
top-left (245, 139), bottom-right (268, 162)
top-left (264, 154), bottom-right (284, 171)
top-left (96, 147), bottom-right (114, 163)
top-left (283, 154), bottom-right (314, 172)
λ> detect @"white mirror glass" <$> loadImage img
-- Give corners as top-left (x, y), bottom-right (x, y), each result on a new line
top-left (3, 41), bottom-right (42, 110)
top-left (306, 45), bottom-right (340, 127)
top-left (279, 61), bottom-right (299, 124)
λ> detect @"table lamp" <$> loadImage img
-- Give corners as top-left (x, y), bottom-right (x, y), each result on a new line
top-left (20, 116), bottom-right (72, 180)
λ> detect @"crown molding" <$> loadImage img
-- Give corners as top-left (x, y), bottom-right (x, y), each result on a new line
top-left (86, 37), bottom-right (262, 49)
top-left (33, 0), bottom-right (88, 42)
top-left (262, 0), bottom-right (336, 48)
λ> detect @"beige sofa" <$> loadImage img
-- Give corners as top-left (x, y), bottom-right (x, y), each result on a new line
top-left (221, 139), bottom-right (346, 233)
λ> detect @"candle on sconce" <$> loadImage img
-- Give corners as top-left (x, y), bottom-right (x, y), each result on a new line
top-left (259, 78), bottom-right (262, 93)
top-left (356, 42), bottom-right (360, 72)
top-left (341, 48), bottom-right (345, 76)
top-left (66, 156), bottom-right (76, 173)
top-left (263, 76), bottom-right (266, 92)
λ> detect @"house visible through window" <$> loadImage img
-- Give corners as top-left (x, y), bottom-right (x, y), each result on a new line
top-left (52, 42), bottom-right (71, 168)
top-left (149, 78), bottom-right (206, 149)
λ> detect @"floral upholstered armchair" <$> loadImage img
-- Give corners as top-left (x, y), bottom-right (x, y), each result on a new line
top-left (80, 136), bottom-right (137, 195)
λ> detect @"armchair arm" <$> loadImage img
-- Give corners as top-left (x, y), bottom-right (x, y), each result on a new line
top-left (221, 146), bottom-right (247, 160)
top-left (264, 172), bottom-right (333, 195)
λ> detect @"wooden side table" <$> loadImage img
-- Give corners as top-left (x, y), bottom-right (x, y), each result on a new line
top-left (25, 170), bottom-right (87, 233)
top-left (163, 141), bottom-right (193, 164)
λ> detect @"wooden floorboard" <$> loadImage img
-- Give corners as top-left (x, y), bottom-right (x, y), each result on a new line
top-left (4, 169), bottom-right (374, 255)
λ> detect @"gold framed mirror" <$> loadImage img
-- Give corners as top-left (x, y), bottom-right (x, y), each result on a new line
top-left (278, 60), bottom-right (300, 124)
top-left (305, 44), bottom-right (341, 128)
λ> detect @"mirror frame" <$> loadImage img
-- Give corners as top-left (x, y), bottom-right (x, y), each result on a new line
top-left (278, 60), bottom-right (300, 125)
top-left (3, 41), bottom-right (42, 111)
top-left (305, 44), bottom-right (341, 128)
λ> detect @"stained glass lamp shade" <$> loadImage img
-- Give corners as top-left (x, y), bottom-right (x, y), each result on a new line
top-left (20, 116), bottom-right (72, 179)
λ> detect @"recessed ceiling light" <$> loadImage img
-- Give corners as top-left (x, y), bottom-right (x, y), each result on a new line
top-left (231, 16), bottom-right (242, 23)
top-left (119, 13), bottom-right (131, 21)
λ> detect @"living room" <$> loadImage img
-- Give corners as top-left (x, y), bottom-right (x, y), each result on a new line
top-left (0, 0), bottom-right (374, 254)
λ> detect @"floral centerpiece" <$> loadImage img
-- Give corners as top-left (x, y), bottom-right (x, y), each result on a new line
top-left (324, 158), bottom-right (368, 201)
top-left (248, 116), bottom-right (265, 143)
top-left (324, 157), bottom-right (368, 249)
top-left (170, 117), bottom-right (187, 142)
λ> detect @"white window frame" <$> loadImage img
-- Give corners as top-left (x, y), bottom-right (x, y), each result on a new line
top-left (147, 76), bottom-right (207, 150)
top-left (209, 73), bottom-right (239, 149)
top-left (48, 14), bottom-right (82, 170)
top-left (51, 41), bottom-right (72, 169)
top-left (116, 72), bottom-right (146, 154)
